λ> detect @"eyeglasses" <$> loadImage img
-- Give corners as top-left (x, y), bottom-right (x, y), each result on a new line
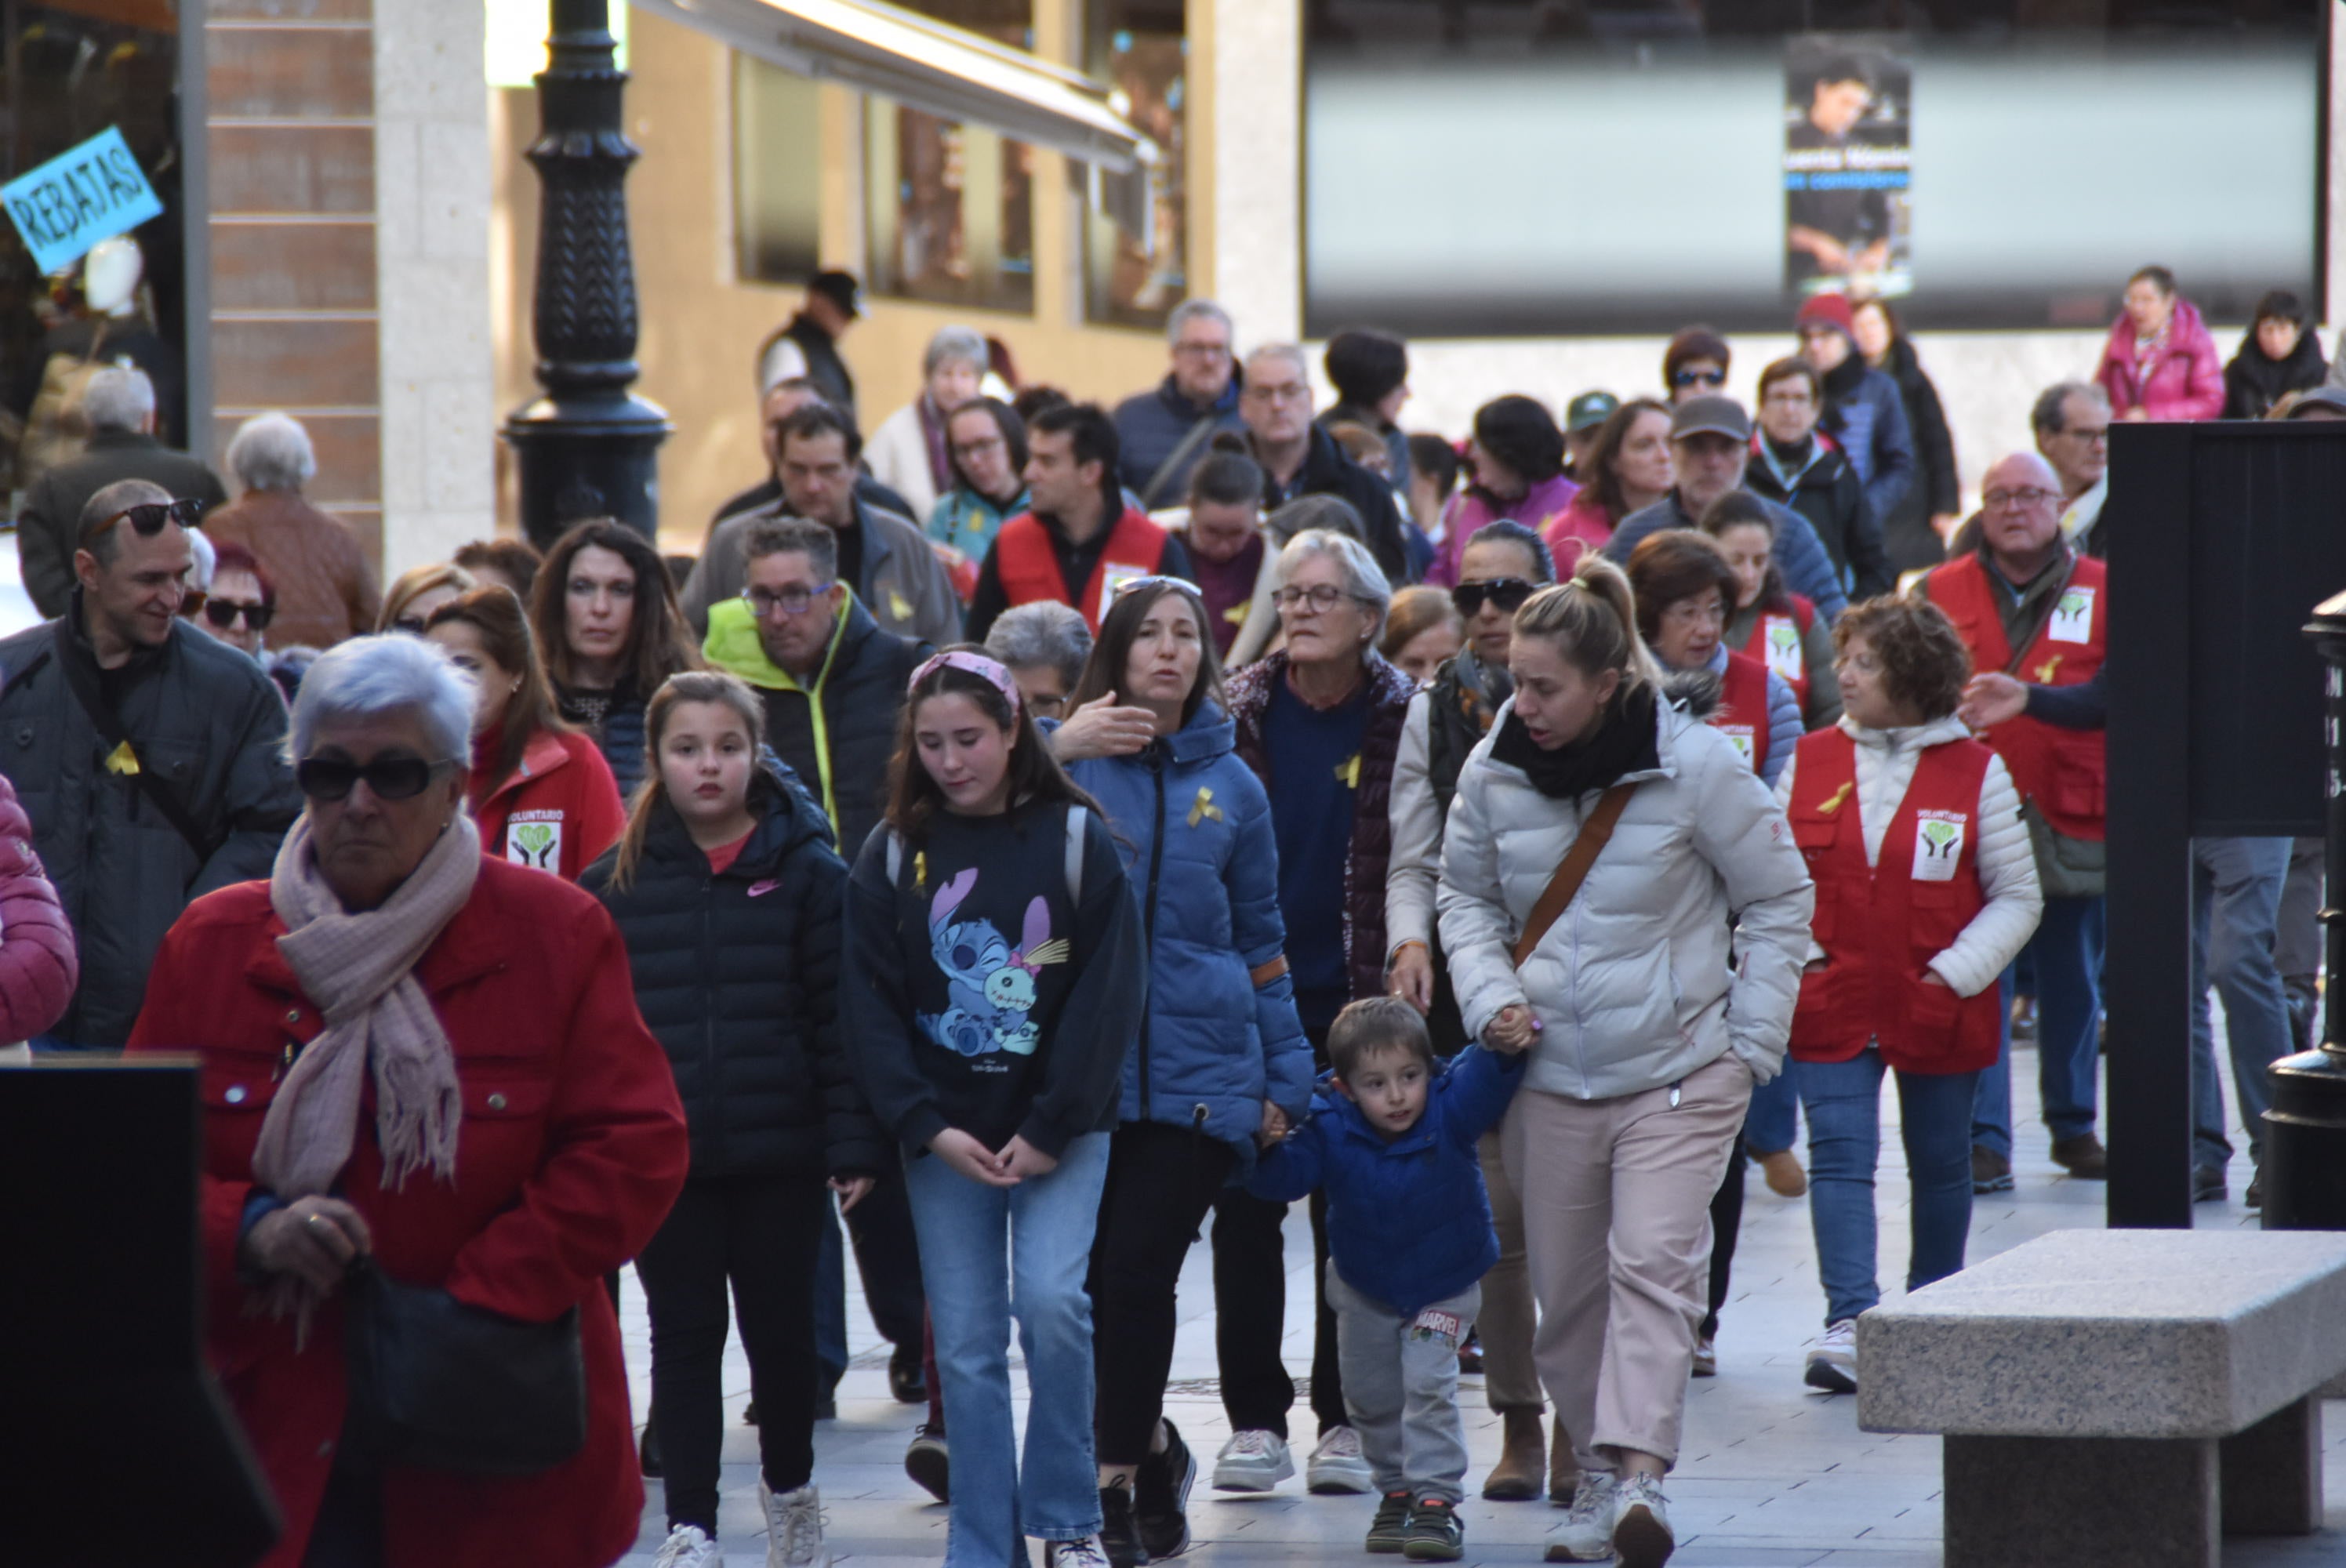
top-left (1173, 340), bottom-right (1231, 359)
top-left (2058, 427), bottom-right (2112, 445)
top-left (1670, 369), bottom-right (1727, 390)
top-left (82, 495), bottom-right (206, 547)
top-left (744, 583), bottom-right (830, 617)
top-left (295, 755), bottom-right (457, 802)
top-left (1983, 487), bottom-right (2057, 510)
top-left (203, 599), bottom-right (274, 631)
top-left (1451, 579), bottom-right (1538, 617)
top-left (1244, 383), bottom-right (1311, 405)
top-left (1273, 584), bottom-right (1368, 613)
top-left (951, 436), bottom-right (1006, 462)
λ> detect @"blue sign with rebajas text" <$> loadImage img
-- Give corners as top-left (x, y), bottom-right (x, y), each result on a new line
top-left (2, 127), bottom-right (164, 276)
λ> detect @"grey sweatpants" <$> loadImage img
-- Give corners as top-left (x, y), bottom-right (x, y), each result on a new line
top-left (1326, 1264), bottom-right (1480, 1504)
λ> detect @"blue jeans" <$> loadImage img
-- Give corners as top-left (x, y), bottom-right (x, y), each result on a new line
top-left (1797, 1048), bottom-right (1978, 1327)
top-left (2191, 837), bottom-right (2293, 1169)
top-left (1743, 1065), bottom-right (1800, 1156)
top-left (1972, 895), bottom-right (2104, 1152)
top-left (904, 1133), bottom-right (1112, 1568)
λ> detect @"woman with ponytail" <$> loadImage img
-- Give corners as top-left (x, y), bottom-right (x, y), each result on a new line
top-left (1436, 555), bottom-right (1813, 1568)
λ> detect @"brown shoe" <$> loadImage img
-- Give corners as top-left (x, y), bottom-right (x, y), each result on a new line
top-left (1755, 1148), bottom-right (1807, 1198)
top-left (1548, 1417), bottom-right (1575, 1503)
top-left (1970, 1145), bottom-right (2013, 1193)
top-left (2050, 1132), bottom-right (2108, 1179)
top-left (1480, 1407), bottom-right (1546, 1501)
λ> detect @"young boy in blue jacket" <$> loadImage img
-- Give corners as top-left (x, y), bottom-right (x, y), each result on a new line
top-left (1249, 996), bottom-right (1528, 1561)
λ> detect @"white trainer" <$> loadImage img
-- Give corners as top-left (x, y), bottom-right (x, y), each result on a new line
top-left (1804, 1319), bottom-right (1859, 1395)
top-left (1044, 1535), bottom-right (1112, 1568)
top-left (761, 1479), bottom-right (832, 1568)
top-left (1306, 1425), bottom-right (1375, 1494)
top-left (1611, 1472), bottom-right (1674, 1568)
top-left (1543, 1469), bottom-right (1618, 1562)
top-left (1211, 1428), bottom-right (1295, 1491)
top-left (652, 1523), bottom-right (723, 1568)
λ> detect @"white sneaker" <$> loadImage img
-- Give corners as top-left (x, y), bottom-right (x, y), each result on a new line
top-left (1044, 1536), bottom-right (1112, 1568)
top-left (1610, 1472), bottom-right (1673, 1568)
top-left (1305, 1425), bottom-right (1375, 1494)
top-left (1804, 1319), bottom-right (1859, 1395)
top-left (1211, 1428), bottom-right (1295, 1491)
top-left (1543, 1470), bottom-right (1618, 1562)
top-left (653, 1524), bottom-right (723, 1568)
top-left (761, 1479), bottom-right (831, 1568)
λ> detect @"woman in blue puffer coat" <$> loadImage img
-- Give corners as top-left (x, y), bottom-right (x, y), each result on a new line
top-left (1049, 575), bottom-right (1316, 1568)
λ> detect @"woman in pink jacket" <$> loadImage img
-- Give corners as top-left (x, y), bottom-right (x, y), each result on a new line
top-left (0, 772), bottom-right (78, 1046)
top-left (2096, 266), bottom-right (2226, 423)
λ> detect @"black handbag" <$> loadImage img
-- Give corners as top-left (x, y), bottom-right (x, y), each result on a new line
top-left (343, 1261), bottom-right (586, 1475)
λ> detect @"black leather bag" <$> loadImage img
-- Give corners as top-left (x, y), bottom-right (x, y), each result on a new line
top-left (343, 1261), bottom-right (586, 1475)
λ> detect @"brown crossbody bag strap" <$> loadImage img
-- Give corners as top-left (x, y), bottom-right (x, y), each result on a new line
top-left (1510, 782), bottom-right (1638, 968)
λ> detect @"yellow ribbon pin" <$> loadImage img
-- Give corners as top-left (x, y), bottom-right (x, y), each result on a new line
top-left (2033, 654), bottom-right (2063, 684)
top-left (104, 739), bottom-right (140, 776)
top-left (1335, 753), bottom-right (1362, 789)
top-left (1223, 603), bottom-right (1248, 625)
top-left (913, 850), bottom-right (928, 889)
top-left (889, 590), bottom-right (913, 622)
top-left (1188, 786), bottom-right (1224, 827)
top-left (1818, 782), bottom-right (1854, 815)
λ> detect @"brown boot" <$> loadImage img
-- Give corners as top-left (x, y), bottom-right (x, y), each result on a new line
top-left (1548, 1417), bottom-right (1576, 1503)
top-left (1480, 1407), bottom-right (1546, 1500)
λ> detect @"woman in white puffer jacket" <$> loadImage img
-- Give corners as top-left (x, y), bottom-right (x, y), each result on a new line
top-left (1774, 597), bottom-right (2040, 1399)
top-left (1436, 556), bottom-right (1813, 1568)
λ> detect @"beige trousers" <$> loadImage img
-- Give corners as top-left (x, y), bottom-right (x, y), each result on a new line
top-left (1502, 1051), bottom-right (1752, 1471)
top-left (1475, 1130), bottom-right (1544, 1411)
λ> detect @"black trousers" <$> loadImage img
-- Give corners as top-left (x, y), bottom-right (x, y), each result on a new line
top-left (1701, 1142), bottom-right (1748, 1341)
top-left (1091, 1120), bottom-right (1239, 1465)
top-left (1211, 1185), bottom-right (1345, 1438)
top-left (635, 1173), bottom-right (830, 1533)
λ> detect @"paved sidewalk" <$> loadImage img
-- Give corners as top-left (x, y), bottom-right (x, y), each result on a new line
top-left (616, 1046), bottom-right (2345, 1566)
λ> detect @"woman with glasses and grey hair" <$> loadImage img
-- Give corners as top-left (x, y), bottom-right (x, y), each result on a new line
top-left (868, 325), bottom-right (994, 524)
top-left (985, 600), bottom-right (1093, 720)
top-left (1205, 528), bottom-right (1418, 1498)
top-left (125, 633), bottom-right (688, 1568)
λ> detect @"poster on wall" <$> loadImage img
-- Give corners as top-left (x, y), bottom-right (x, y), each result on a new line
top-left (1783, 36), bottom-right (1912, 302)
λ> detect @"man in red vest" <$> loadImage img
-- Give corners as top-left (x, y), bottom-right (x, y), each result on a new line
top-left (1919, 452), bottom-right (2108, 1190)
top-left (965, 401), bottom-right (1191, 643)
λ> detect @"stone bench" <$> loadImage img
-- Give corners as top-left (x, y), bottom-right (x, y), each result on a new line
top-left (1855, 1228), bottom-right (2346, 1568)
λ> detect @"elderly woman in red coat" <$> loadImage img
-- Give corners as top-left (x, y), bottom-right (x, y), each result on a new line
top-left (127, 633), bottom-right (688, 1568)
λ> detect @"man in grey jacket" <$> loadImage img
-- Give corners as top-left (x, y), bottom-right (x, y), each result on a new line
top-left (0, 479), bottom-right (300, 1047)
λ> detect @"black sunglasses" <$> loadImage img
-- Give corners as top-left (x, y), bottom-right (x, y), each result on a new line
top-left (1670, 368), bottom-right (1727, 390)
top-left (82, 495), bottom-right (206, 547)
top-left (295, 755), bottom-right (456, 802)
top-left (1451, 579), bottom-right (1540, 617)
top-left (203, 599), bottom-right (274, 631)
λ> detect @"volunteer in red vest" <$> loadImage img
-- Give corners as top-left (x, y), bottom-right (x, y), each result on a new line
top-left (1701, 491), bottom-right (1842, 730)
top-left (1777, 596), bottom-right (2039, 1396)
top-left (1919, 452), bottom-right (2108, 1189)
top-left (423, 586), bottom-right (625, 882)
top-left (1625, 531), bottom-right (1800, 789)
top-left (964, 401), bottom-right (1192, 644)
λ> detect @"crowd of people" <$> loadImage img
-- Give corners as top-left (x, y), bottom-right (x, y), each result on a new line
top-left (0, 260), bottom-right (2326, 1568)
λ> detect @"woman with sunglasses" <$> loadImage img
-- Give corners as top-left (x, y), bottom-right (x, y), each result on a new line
top-left (1663, 326), bottom-right (1732, 405)
top-left (1425, 397), bottom-right (1578, 588)
top-left (1047, 575), bottom-right (1313, 1566)
top-left (1385, 518), bottom-right (1557, 1502)
top-left (124, 632), bottom-right (688, 1568)
top-left (1542, 399), bottom-right (1673, 570)
top-left (191, 543), bottom-right (277, 659)
top-left (423, 586), bottom-right (625, 882)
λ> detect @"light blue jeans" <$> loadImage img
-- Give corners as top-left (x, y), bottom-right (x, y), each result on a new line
top-left (903, 1131), bottom-right (1113, 1568)
top-left (2191, 837), bottom-right (2293, 1170)
top-left (1972, 895), bottom-right (2104, 1155)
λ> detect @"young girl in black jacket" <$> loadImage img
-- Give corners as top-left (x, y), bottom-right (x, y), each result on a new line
top-left (841, 648), bottom-right (1146, 1568)
top-left (584, 670), bottom-right (884, 1568)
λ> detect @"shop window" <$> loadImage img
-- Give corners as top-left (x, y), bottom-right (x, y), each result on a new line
top-left (1083, 0), bottom-right (1186, 328)
top-left (733, 53), bottom-right (823, 285)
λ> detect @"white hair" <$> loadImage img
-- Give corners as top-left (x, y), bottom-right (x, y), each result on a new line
top-left (1167, 298), bottom-right (1233, 347)
top-left (923, 325), bottom-right (990, 380)
top-left (187, 528), bottom-right (216, 593)
top-left (80, 366), bottom-right (154, 434)
top-left (289, 634), bottom-right (478, 768)
top-left (1244, 343), bottom-right (1311, 386)
top-left (1277, 527), bottom-right (1393, 639)
top-left (225, 412), bottom-right (317, 494)
top-left (985, 601), bottom-right (1094, 691)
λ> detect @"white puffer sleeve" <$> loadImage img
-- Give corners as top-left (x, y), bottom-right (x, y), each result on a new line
top-left (1436, 756), bottom-right (1531, 1047)
top-left (1385, 691), bottom-right (1440, 958)
top-left (1689, 737), bottom-right (1814, 1082)
top-left (1926, 753), bottom-right (2043, 996)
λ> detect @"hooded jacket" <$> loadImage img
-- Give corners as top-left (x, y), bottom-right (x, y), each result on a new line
top-left (1427, 472), bottom-right (1582, 588)
top-left (1606, 491), bottom-right (1850, 626)
top-left (1437, 688), bottom-right (1814, 1098)
top-left (583, 764), bottom-right (886, 1181)
top-left (1743, 430), bottom-right (1894, 601)
top-left (2096, 298), bottom-right (2225, 423)
top-left (1817, 358), bottom-right (1917, 528)
top-left (1063, 702), bottom-right (1315, 1154)
top-left (2224, 325), bottom-right (2327, 420)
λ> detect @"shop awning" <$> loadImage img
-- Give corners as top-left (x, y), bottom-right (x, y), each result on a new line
top-left (634, 0), bottom-right (1158, 173)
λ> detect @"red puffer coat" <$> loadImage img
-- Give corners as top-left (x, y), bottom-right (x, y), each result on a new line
top-left (125, 855), bottom-right (689, 1568)
top-left (0, 771), bottom-right (76, 1041)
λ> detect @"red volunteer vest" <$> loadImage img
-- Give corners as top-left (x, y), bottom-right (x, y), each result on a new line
top-left (1712, 649), bottom-right (1774, 775)
top-left (1788, 728), bottom-right (2002, 1074)
top-left (1739, 595), bottom-right (1816, 712)
top-left (992, 506), bottom-right (1174, 633)
top-left (1922, 552), bottom-right (2108, 841)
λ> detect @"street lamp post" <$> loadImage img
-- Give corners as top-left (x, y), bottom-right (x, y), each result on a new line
top-left (503, 0), bottom-right (670, 550)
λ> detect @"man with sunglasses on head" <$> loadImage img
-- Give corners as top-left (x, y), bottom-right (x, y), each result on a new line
top-left (0, 478), bottom-right (300, 1049)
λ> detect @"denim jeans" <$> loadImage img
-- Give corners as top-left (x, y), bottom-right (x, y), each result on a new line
top-left (2191, 837), bottom-right (2293, 1169)
top-left (1797, 1048), bottom-right (1977, 1328)
top-left (905, 1132), bottom-right (1112, 1568)
top-left (1742, 1068), bottom-right (1800, 1158)
top-left (1972, 895), bottom-right (2104, 1153)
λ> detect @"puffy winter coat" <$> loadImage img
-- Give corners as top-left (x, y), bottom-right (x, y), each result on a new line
top-left (1428, 472), bottom-right (1581, 588)
top-left (0, 772), bottom-right (76, 1043)
top-left (1249, 1045), bottom-right (1526, 1316)
top-left (0, 607), bottom-right (300, 1045)
top-left (1818, 364), bottom-right (1917, 526)
top-left (125, 858), bottom-right (689, 1568)
top-left (1437, 691), bottom-right (1814, 1098)
top-left (1773, 714), bottom-right (2040, 999)
top-left (584, 766), bottom-right (884, 1180)
top-left (1607, 491), bottom-right (1850, 626)
top-left (2097, 299), bottom-right (2226, 423)
top-left (1063, 703), bottom-right (1316, 1155)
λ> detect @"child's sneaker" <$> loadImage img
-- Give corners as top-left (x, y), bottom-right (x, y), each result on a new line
top-left (1401, 1497), bottom-right (1465, 1561)
top-left (1366, 1491), bottom-right (1413, 1554)
top-left (1611, 1472), bottom-right (1673, 1568)
top-left (1544, 1470), bottom-right (1618, 1562)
